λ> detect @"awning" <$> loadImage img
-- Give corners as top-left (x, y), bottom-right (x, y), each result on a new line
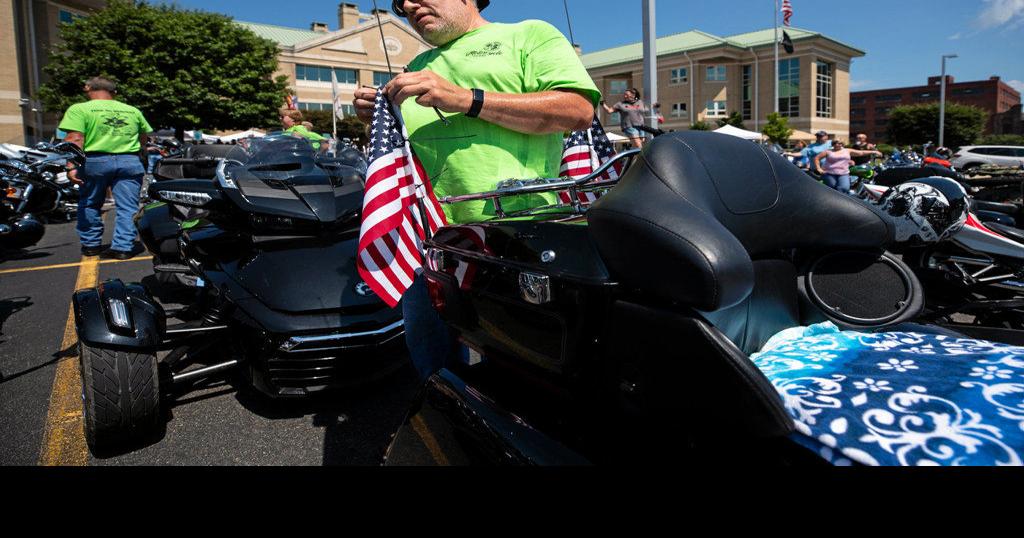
top-left (219, 129), bottom-right (266, 142)
top-left (713, 124), bottom-right (764, 141)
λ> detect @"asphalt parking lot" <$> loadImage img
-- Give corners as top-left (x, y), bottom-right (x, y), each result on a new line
top-left (0, 210), bottom-right (422, 466)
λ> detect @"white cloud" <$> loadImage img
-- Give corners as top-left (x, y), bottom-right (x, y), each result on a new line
top-left (849, 80), bottom-right (876, 90)
top-left (1008, 80), bottom-right (1024, 94)
top-left (973, 0), bottom-right (1024, 29)
top-left (949, 32), bottom-right (961, 40)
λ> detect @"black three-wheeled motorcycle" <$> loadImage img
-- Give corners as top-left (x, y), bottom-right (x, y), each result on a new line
top-left (384, 132), bottom-right (1024, 466)
top-left (73, 136), bottom-right (403, 453)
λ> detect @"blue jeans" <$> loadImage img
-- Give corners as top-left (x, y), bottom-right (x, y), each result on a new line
top-left (401, 274), bottom-right (453, 382)
top-left (147, 153), bottom-right (162, 174)
top-left (78, 154), bottom-right (144, 252)
top-left (822, 173), bottom-right (851, 193)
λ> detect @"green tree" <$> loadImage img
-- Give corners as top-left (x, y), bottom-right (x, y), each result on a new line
top-left (886, 103), bottom-right (986, 149)
top-left (761, 112), bottom-right (793, 144)
top-left (689, 120), bottom-right (712, 131)
top-left (39, 0), bottom-right (289, 139)
top-left (716, 111), bottom-right (746, 130)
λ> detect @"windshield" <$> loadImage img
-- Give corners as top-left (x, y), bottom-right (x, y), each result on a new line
top-left (223, 134), bottom-right (367, 184)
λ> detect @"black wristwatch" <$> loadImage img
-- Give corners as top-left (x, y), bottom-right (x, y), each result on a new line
top-left (466, 88), bottom-right (484, 118)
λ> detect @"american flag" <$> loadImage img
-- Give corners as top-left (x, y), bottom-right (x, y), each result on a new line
top-left (781, 0), bottom-right (793, 27)
top-left (356, 89), bottom-right (447, 308)
top-left (558, 116), bottom-right (624, 204)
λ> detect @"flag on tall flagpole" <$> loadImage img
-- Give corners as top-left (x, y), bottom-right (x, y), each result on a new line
top-left (557, 116), bottom-right (625, 205)
top-left (781, 0), bottom-right (793, 27)
top-left (356, 89), bottom-right (447, 308)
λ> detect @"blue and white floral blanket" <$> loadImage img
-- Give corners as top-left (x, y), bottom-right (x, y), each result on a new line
top-left (750, 322), bottom-right (1024, 466)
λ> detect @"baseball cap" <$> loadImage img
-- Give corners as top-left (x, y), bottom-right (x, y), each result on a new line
top-left (815, 130), bottom-right (828, 137)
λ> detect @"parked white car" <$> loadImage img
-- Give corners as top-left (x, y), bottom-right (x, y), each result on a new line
top-left (951, 145), bottom-right (1024, 171)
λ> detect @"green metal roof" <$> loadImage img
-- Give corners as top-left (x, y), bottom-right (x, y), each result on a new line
top-left (581, 27), bottom-right (864, 69)
top-left (236, 21), bottom-right (321, 47)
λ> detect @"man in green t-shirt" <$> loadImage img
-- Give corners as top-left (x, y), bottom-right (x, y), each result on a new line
top-left (352, 0), bottom-right (600, 380)
top-left (59, 76), bottom-right (152, 259)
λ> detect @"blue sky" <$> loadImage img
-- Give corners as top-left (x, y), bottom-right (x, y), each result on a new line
top-left (162, 0), bottom-right (1024, 94)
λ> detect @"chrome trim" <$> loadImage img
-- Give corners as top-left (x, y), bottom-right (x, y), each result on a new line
top-left (215, 159), bottom-right (241, 190)
top-left (172, 360), bottom-right (239, 383)
top-left (279, 319), bottom-right (405, 352)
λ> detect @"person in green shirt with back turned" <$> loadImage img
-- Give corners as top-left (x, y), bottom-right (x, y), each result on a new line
top-left (60, 76), bottom-right (152, 259)
top-left (352, 0), bottom-right (600, 381)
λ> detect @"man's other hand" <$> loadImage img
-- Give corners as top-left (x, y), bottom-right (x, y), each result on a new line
top-left (384, 71), bottom-right (471, 114)
top-left (353, 87), bottom-right (379, 124)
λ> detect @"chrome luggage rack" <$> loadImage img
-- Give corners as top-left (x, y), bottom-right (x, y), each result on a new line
top-left (436, 149), bottom-right (640, 219)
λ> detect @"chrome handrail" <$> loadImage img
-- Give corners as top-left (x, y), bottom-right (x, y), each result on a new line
top-left (436, 149), bottom-right (640, 218)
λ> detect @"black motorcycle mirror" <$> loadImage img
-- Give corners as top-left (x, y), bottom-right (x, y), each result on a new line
top-left (149, 179), bottom-right (223, 208)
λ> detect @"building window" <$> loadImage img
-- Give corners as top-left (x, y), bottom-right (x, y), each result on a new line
top-left (915, 91), bottom-right (934, 99)
top-left (851, 97), bottom-right (866, 105)
top-left (373, 72), bottom-right (393, 87)
top-left (609, 80), bottom-right (629, 96)
top-left (851, 108), bottom-right (865, 117)
top-left (59, 10), bottom-right (83, 24)
top-left (298, 102), bottom-right (331, 111)
top-left (706, 65), bottom-right (727, 82)
top-left (875, 94), bottom-right (902, 102)
top-left (875, 107), bottom-right (893, 115)
top-left (778, 58), bottom-right (799, 117)
top-left (705, 100), bottom-right (727, 118)
top-left (815, 61), bottom-right (833, 118)
top-left (742, 65), bottom-right (752, 120)
top-left (296, 65), bottom-right (358, 84)
top-left (670, 68), bottom-right (688, 85)
top-left (671, 102), bottom-right (688, 118)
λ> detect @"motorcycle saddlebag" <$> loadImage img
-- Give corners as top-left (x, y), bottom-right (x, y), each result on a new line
top-left (423, 217), bottom-right (616, 374)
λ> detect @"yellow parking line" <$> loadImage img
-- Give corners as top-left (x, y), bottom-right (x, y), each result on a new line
top-left (0, 256), bottom-right (152, 276)
top-left (38, 256), bottom-right (99, 466)
top-left (410, 414), bottom-right (450, 466)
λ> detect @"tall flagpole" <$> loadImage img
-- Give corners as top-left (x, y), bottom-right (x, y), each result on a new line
top-left (773, 0), bottom-right (779, 114)
top-left (331, 70), bottom-right (338, 141)
top-left (642, 0), bottom-right (658, 130)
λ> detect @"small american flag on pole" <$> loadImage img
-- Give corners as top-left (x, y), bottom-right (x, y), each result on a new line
top-left (781, 0), bottom-right (793, 27)
top-left (356, 89), bottom-right (447, 308)
top-left (558, 116), bottom-right (624, 204)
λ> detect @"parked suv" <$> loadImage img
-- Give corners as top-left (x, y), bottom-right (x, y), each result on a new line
top-left (952, 145), bottom-right (1024, 171)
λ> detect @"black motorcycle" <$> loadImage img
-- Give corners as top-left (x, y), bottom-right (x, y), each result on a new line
top-left (73, 135), bottom-right (403, 453)
top-left (384, 132), bottom-right (1024, 465)
top-left (1, 142), bottom-right (85, 250)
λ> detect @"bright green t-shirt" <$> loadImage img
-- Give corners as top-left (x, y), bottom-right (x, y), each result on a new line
top-left (285, 125), bottom-right (326, 150)
top-left (58, 99), bottom-right (152, 154)
top-left (401, 20), bottom-right (601, 224)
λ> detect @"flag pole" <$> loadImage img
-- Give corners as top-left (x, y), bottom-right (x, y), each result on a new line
top-left (774, 0), bottom-right (779, 114)
top-left (331, 70), bottom-right (339, 142)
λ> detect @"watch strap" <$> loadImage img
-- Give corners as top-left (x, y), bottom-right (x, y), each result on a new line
top-left (466, 88), bottom-right (484, 118)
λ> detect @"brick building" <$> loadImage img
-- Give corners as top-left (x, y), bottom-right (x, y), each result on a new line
top-left (849, 75), bottom-right (1022, 142)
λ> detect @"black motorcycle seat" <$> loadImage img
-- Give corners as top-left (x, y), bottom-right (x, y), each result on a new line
top-left (588, 132), bottom-right (894, 311)
top-left (973, 199), bottom-right (1019, 216)
top-left (984, 222), bottom-right (1024, 245)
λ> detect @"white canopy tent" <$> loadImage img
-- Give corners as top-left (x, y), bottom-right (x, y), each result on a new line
top-left (713, 124), bottom-right (764, 141)
top-left (219, 129), bottom-right (266, 142)
top-left (605, 132), bottom-right (629, 143)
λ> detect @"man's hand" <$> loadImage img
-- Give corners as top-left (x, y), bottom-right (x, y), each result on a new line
top-left (384, 71), bottom-right (472, 114)
top-left (67, 167), bottom-right (82, 185)
top-left (353, 87), bottom-right (378, 124)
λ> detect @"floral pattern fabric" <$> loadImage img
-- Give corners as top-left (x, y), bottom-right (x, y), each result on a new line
top-left (750, 322), bottom-right (1024, 466)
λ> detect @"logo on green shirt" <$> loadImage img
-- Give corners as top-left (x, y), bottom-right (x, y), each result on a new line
top-left (466, 41), bottom-right (504, 57)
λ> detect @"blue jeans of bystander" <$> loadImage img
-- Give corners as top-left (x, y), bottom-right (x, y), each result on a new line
top-left (822, 173), bottom-right (852, 194)
top-left (77, 154), bottom-right (145, 252)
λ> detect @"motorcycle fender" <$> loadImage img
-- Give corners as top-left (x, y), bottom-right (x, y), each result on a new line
top-left (72, 279), bottom-right (166, 350)
top-left (382, 369), bottom-right (590, 466)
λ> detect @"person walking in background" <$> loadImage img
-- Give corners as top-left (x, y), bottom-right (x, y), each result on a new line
top-left (813, 139), bottom-right (881, 193)
top-left (784, 140), bottom-right (809, 169)
top-left (601, 88), bottom-right (648, 149)
top-left (850, 132), bottom-right (877, 166)
top-left (60, 76), bottom-right (152, 259)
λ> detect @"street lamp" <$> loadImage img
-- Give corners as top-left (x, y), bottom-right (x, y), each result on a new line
top-left (939, 54), bottom-right (958, 148)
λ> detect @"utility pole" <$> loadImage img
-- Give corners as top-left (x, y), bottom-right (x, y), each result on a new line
top-left (939, 54), bottom-right (958, 148)
top-left (773, 0), bottom-right (779, 114)
top-left (642, 0), bottom-right (658, 129)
